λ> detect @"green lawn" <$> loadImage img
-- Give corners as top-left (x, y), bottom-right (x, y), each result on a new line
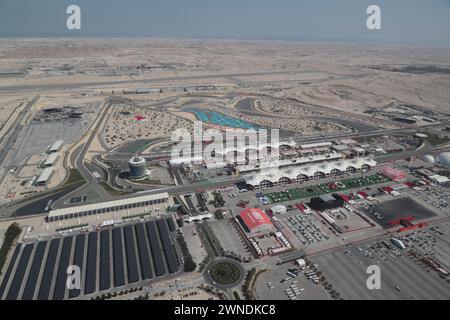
top-left (424, 133), bottom-right (450, 146)
top-left (0, 223), bottom-right (22, 275)
top-left (63, 169), bottom-right (85, 186)
top-left (208, 261), bottom-right (242, 285)
top-left (265, 174), bottom-right (390, 203)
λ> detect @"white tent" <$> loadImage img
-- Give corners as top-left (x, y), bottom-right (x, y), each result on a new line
top-left (271, 205), bottom-right (287, 215)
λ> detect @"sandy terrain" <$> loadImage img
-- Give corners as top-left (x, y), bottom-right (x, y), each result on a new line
top-left (0, 39), bottom-right (448, 120)
top-left (1, 38), bottom-right (449, 197)
top-left (102, 104), bottom-right (195, 150)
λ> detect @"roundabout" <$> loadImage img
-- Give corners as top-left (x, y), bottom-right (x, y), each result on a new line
top-left (205, 258), bottom-right (244, 289)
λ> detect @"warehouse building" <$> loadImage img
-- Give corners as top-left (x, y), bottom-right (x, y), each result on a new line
top-left (35, 167), bottom-right (54, 186)
top-left (42, 153), bottom-right (59, 167)
top-left (47, 192), bottom-right (171, 221)
top-left (310, 194), bottom-right (344, 211)
top-left (436, 152), bottom-right (450, 168)
top-left (430, 175), bottom-right (450, 186)
top-left (237, 208), bottom-right (274, 235)
top-left (393, 116), bottom-right (416, 124)
top-left (47, 140), bottom-right (64, 154)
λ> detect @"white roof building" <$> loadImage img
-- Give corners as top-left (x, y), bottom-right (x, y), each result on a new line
top-left (271, 205), bottom-right (287, 215)
top-left (42, 153), bottom-right (59, 167)
top-left (36, 167), bottom-right (54, 185)
top-left (430, 175), bottom-right (450, 184)
top-left (169, 140), bottom-right (296, 166)
top-left (299, 142), bottom-right (333, 149)
top-left (436, 152), bottom-right (450, 167)
top-left (423, 155), bottom-right (435, 163)
top-left (296, 258), bottom-right (306, 267)
top-left (238, 152), bottom-right (345, 174)
top-left (48, 192), bottom-right (170, 221)
top-left (48, 140), bottom-right (64, 153)
top-left (169, 155), bottom-right (204, 165)
top-left (243, 156), bottom-right (377, 188)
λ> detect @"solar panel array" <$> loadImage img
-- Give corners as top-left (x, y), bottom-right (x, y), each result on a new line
top-left (0, 218), bottom-right (179, 300)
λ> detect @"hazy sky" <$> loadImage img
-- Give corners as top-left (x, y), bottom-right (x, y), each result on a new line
top-left (1, 0), bottom-right (450, 46)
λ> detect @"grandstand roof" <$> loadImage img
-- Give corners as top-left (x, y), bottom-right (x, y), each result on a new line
top-left (244, 156), bottom-right (377, 186)
top-left (36, 167), bottom-right (54, 184)
top-left (48, 192), bottom-right (169, 219)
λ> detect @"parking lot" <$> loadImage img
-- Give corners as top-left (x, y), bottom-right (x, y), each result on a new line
top-left (310, 234), bottom-right (450, 300)
top-left (208, 219), bottom-right (251, 260)
top-left (254, 262), bottom-right (331, 300)
top-left (9, 117), bottom-right (92, 168)
top-left (365, 196), bottom-right (437, 229)
top-left (395, 223), bottom-right (450, 272)
top-left (413, 184), bottom-right (450, 210)
top-left (182, 223), bottom-right (207, 268)
top-left (281, 214), bottom-right (330, 246)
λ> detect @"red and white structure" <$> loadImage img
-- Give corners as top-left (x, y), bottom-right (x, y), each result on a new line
top-left (382, 167), bottom-right (406, 181)
top-left (239, 208), bottom-right (273, 234)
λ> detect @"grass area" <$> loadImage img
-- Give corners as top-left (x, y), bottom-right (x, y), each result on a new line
top-left (56, 223), bottom-right (88, 233)
top-left (129, 141), bottom-right (152, 154)
top-left (176, 232), bottom-right (197, 272)
top-left (313, 125), bottom-right (323, 132)
top-left (437, 170), bottom-right (450, 178)
top-left (242, 268), bottom-right (265, 300)
top-left (208, 261), bottom-right (242, 285)
top-left (197, 223), bottom-right (224, 257)
top-left (214, 209), bottom-right (225, 220)
top-left (98, 182), bottom-right (138, 196)
top-left (134, 142), bottom-right (152, 154)
top-left (64, 168), bottom-right (86, 186)
top-left (132, 178), bottom-right (163, 185)
top-left (122, 212), bottom-right (157, 221)
top-left (174, 195), bottom-right (190, 216)
top-left (241, 268), bottom-right (257, 300)
top-left (424, 133), bottom-right (450, 146)
top-left (0, 223), bottom-right (22, 275)
top-left (121, 141), bottom-right (153, 154)
top-left (265, 173), bottom-right (390, 203)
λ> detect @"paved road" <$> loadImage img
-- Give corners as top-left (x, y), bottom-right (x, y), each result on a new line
top-left (72, 102), bottom-right (111, 200)
top-left (0, 96), bottom-right (39, 188)
top-left (310, 241), bottom-right (450, 300)
top-left (0, 91), bottom-right (443, 218)
top-left (100, 127), bottom-right (417, 163)
top-left (34, 127), bottom-right (420, 213)
top-left (51, 176), bottom-right (245, 210)
top-left (3, 138), bottom-right (442, 218)
top-left (0, 70), bottom-right (317, 95)
top-left (65, 97), bottom-right (143, 197)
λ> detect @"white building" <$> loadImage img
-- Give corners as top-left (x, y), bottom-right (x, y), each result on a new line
top-left (48, 140), bottom-right (64, 153)
top-left (243, 156), bottom-right (377, 189)
top-left (169, 140), bottom-right (296, 166)
top-left (47, 192), bottom-right (171, 221)
top-left (36, 167), bottom-right (54, 186)
top-left (430, 175), bottom-right (450, 185)
top-left (42, 153), bottom-right (59, 167)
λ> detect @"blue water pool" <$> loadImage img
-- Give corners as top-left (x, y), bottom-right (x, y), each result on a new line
top-left (182, 108), bottom-right (260, 130)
